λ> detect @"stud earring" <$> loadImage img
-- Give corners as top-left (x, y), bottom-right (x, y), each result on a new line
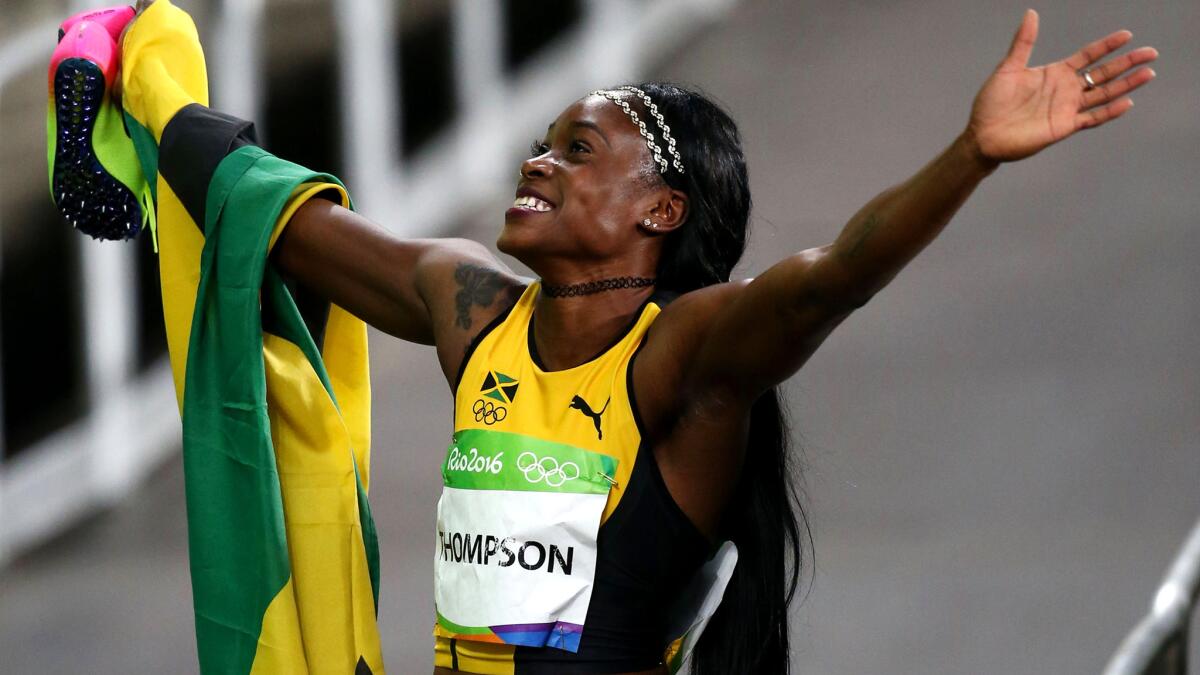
top-left (643, 218), bottom-right (659, 229)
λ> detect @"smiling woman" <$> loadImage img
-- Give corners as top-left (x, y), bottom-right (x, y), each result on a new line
top-left (63, 0), bottom-right (1161, 673)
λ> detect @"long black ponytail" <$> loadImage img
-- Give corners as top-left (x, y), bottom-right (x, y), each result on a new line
top-left (620, 82), bottom-right (812, 674)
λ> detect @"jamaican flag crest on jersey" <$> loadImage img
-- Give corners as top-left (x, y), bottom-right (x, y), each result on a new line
top-left (480, 370), bottom-right (519, 404)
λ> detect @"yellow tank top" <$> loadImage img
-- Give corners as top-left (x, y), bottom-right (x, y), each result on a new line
top-left (453, 282), bottom-right (656, 521)
top-left (433, 282), bottom-right (662, 672)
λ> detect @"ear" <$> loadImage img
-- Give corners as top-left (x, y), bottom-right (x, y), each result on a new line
top-left (638, 186), bottom-right (688, 235)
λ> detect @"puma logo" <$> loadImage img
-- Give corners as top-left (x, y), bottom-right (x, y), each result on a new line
top-left (569, 395), bottom-right (610, 440)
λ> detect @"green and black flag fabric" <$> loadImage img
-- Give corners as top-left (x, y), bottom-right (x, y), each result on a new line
top-left (120, 2), bottom-right (385, 672)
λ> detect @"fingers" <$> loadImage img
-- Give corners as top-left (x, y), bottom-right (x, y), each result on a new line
top-left (1081, 63), bottom-right (1157, 110)
top-left (1065, 29), bottom-right (1133, 70)
top-left (1082, 45), bottom-right (1159, 87)
top-left (1076, 97), bottom-right (1134, 131)
top-left (1002, 9), bottom-right (1039, 68)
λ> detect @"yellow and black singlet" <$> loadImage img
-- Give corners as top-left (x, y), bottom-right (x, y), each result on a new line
top-left (433, 283), bottom-right (713, 673)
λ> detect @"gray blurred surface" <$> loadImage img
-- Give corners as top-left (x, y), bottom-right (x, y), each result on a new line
top-left (2, 0), bottom-right (1197, 673)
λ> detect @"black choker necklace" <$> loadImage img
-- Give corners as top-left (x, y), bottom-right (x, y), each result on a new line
top-left (541, 276), bottom-right (656, 298)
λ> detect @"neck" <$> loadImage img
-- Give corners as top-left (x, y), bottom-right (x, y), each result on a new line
top-left (531, 283), bottom-right (654, 371)
top-left (541, 275), bottom-right (656, 298)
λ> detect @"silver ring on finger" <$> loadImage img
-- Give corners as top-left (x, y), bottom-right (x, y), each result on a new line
top-left (1081, 69), bottom-right (1098, 90)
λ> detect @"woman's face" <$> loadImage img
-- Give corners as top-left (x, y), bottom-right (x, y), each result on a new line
top-left (497, 94), bottom-right (671, 274)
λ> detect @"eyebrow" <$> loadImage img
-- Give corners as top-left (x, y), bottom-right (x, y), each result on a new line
top-left (546, 120), bottom-right (611, 148)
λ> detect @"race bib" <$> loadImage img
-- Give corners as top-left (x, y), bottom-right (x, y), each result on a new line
top-left (434, 429), bottom-right (617, 652)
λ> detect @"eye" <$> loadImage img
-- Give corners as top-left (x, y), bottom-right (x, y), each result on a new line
top-left (569, 140), bottom-right (591, 154)
top-left (529, 140), bottom-right (550, 157)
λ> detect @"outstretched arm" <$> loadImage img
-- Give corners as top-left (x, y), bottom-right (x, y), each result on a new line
top-left (274, 199), bottom-right (525, 383)
top-left (118, 0), bottom-right (527, 385)
top-left (684, 10), bottom-right (1158, 400)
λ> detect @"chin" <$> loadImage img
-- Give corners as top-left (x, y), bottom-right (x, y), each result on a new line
top-left (496, 225), bottom-right (534, 263)
top-left (495, 225), bottom-right (519, 256)
top-left (498, 226), bottom-right (560, 275)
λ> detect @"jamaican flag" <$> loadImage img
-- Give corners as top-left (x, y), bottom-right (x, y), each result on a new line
top-left (120, 2), bottom-right (384, 672)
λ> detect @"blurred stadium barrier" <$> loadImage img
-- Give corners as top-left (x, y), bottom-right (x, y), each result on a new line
top-left (1105, 517), bottom-right (1200, 675)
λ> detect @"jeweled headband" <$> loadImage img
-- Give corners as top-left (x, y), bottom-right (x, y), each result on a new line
top-left (590, 86), bottom-right (686, 175)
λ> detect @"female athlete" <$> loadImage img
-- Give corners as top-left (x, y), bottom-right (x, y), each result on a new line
top-left (63, 3), bottom-right (1158, 673)
top-left (275, 11), bottom-right (1156, 675)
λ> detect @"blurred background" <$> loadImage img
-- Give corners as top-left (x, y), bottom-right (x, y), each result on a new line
top-left (0, 0), bottom-right (1196, 672)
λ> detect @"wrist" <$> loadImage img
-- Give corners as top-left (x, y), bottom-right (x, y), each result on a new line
top-left (956, 128), bottom-right (1001, 176)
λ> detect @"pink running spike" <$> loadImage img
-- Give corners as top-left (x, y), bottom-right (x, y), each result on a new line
top-left (58, 5), bottom-right (136, 43)
top-left (49, 20), bottom-right (119, 91)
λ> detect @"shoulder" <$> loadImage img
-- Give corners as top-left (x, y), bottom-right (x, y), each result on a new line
top-left (414, 237), bottom-right (514, 283)
top-left (632, 280), bottom-right (751, 431)
top-left (649, 280), bottom-right (750, 341)
top-left (415, 239), bottom-right (529, 386)
top-left (414, 239), bottom-right (527, 321)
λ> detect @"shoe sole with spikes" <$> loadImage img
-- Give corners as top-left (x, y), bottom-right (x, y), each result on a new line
top-left (48, 14), bottom-right (148, 240)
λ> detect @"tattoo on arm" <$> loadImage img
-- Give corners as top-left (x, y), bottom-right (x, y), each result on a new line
top-left (840, 212), bottom-right (881, 260)
top-left (454, 263), bottom-right (510, 330)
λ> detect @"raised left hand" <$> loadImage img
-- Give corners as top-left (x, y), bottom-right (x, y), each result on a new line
top-left (966, 9), bottom-right (1158, 164)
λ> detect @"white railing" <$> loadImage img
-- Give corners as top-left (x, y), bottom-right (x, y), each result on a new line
top-left (1104, 516), bottom-right (1200, 675)
top-left (0, 0), bottom-right (736, 566)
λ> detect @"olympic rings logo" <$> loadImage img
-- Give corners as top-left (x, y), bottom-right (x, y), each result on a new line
top-left (473, 399), bottom-right (507, 425)
top-left (516, 452), bottom-right (580, 487)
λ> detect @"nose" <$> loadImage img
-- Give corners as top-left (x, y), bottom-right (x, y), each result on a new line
top-left (520, 152), bottom-right (553, 180)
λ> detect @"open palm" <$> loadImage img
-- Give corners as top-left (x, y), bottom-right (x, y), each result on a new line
top-left (967, 10), bottom-right (1158, 163)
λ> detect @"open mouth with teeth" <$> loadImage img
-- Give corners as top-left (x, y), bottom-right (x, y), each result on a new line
top-left (511, 195), bottom-right (554, 212)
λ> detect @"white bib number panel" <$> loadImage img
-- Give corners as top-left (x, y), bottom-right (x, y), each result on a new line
top-left (434, 429), bottom-right (618, 653)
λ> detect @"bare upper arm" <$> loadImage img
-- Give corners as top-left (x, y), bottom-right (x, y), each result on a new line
top-left (633, 247), bottom-right (861, 431)
top-left (693, 247), bottom-right (858, 397)
top-left (273, 198), bottom-right (526, 387)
